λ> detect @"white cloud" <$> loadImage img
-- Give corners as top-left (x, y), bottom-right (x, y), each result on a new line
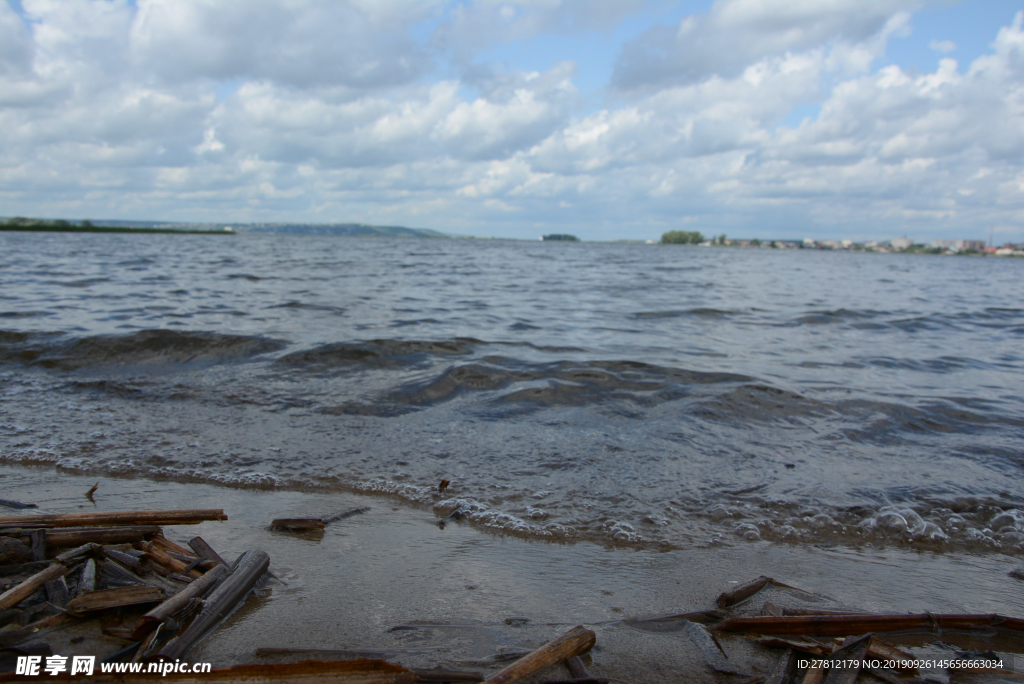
top-left (929, 39), bottom-right (956, 53)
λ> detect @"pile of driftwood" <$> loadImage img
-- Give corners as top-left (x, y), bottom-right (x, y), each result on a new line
top-left (0, 508), bottom-right (270, 665)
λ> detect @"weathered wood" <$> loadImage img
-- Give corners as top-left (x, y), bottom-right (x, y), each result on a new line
top-left (105, 548), bottom-right (142, 570)
top-left (717, 576), bottom-right (772, 608)
top-left (54, 542), bottom-right (101, 565)
top-left (480, 625), bottom-right (596, 684)
top-left (188, 536), bottom-right (228, 567)
top-left (801, 663), bottom-right (825, 684)
top-left (77, 558), bottom-right (97, 596)
top-left (141, 544), bottom-right (201, 578)
top-left (270, 518), bottom-right (326, 531)
top-left (66, 585), bottom-right (164, 615)
top-left (29, 530), bottom-right (46, 561)
top-left (44, 575), bottom-right (69, 609)
top-left (822, 636), bottom-right (870, 684)
top-left (45, 526), bottom-right (161, 548)
top-left (0, 510), bottom-right (226, 528)
top-left (0, 564), bottom-right (68, 610)
top-left (132, 564), bottom-right (228, 639)
top-left (151, 536), bottom-right (198, 558)
top-left (686, 621), bottom-right (746, 675)
top-left (157, 549), bottom-right (270, 660)
top-left (0, 498), bottom-right (37, 509)
top-left (625, 610), bottom-right (725, 625)
top-left (0, 613), bottom-right (73, 648)
top-left (100, 559), bottom-right (147, 587)
top-left (714, 612), bottom-right (1024, 636)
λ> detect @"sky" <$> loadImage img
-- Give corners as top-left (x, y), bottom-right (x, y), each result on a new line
top-left (1, 0), bottom-right (1023, 242)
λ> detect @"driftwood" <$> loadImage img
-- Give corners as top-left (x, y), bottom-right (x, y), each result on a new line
top-left (480, 625), bottom-right (596, 684)
top-left (105, 548), bottom-right (142, 570)
top-left (0, 498), bottom-right (37, 510)
top-left (714, 612), bottom-right (1024, 636)
top-left (157, 549), bottom-right (270, 660)
top-left (0, 509), bottom-right (227, 528)
top-left (188, 536), bottom-right (229, 566)
top-left (29, 529), bottom-right (45, 561)
top-left (132, 563), bottom-right (228, 638)
top-left (66, 585), bottom-right (164, 615)
top-left (270, 518), bottom-right (326, 531)
top-left (45, 575), bottom-right (69, 609)
top-left (141, 543), bottom-right (201, 578)
top-left (151, 536), bottom-right (198, 558)
top-left (54, 542), bottom-right (102, 565)
top-left (624, 610), bottom-right (724, 626)
top-left (716, 576), bottom-right (800, 608)
top-left (0, 563), bottom-right (68, 610)
top-left (44, 526), bottom-right (161, 548)
top-left (822, 635), bottom-right (870, 684)
top-left (77, 558), bottom-right (97, 596)
top-left (686, 621), bottom-right (747, 675)
top-left (100, 559), bottom-right (148, 587)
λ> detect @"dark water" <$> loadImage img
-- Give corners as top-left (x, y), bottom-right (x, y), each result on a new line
top-left (1, 231), bottom-right (1023, 553)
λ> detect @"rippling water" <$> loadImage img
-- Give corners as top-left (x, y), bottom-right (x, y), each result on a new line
top-left (1, 231), bottom-right (1023, 553)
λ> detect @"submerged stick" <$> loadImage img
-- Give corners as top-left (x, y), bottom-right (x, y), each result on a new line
top-left (157, 549), bottom-right (270, 661)
top-left (132, 564), bottom-right (228, 639)
top-left (0, 563), bottom-right (68, 610)
top-left (716, 576), bottom-right (801, 609)
top-left (564, 657), bottom-right (589, 679)
top-left (0, 498), bottom-right (37, 510)
top-left (270, 518), bottom-right (326, 531)
top-left (324, 506), bottom-right (371, 524)
top-left (0, 509), bottom-right (227, 528)
top-left (480, 625), bottom-right (596, 684)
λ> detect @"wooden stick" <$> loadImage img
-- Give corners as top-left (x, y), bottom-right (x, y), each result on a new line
top-left (66, 585), bottom-right (164, 614)
top-left (45, 575), bottom-right (69, 608)
top-left (28, 529), bottom-right (46, 561)
top-left (717, 576), bottom-right (771, 608)
top-left (0, 510), bottom-right (227, 528)
top-left (188, 536), bottom-right (228, 566)
top-left (480, 626), bottom-right (596, 684)
top-left (625, 610), bottom-right (724, 625)
top-left (324, 506), bottom-right (371, 523)
top-left (0, 563), bottom-right (68, 610)
top-left (45, 526), bottom-right (161, 547)
top-left (141, 544), bottom-right (201, 578)
top-left (132, 564), bottom-right (228, 639)
top-left (714, 612), bottom-right (1024, 636)
top-left (157, 549), bottom-right (270, 660)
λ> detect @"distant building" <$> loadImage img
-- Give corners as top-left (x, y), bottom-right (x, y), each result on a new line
top-left (932, 239), bottom-right (986, 251)
top-left (890, 237), bottom-right (912, 250)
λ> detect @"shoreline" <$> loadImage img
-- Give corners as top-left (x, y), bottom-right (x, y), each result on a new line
top-left (2, 464), bottom-right (1022, 682)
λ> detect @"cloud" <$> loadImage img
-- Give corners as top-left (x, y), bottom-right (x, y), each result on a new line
top-left (611, 0), bottom-right (919, 93)
top-left (929, 39), bottom-right (956, 53)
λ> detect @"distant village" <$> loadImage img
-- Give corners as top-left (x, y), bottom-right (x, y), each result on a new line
top-left (655, 230), bottom-right (1024, 256)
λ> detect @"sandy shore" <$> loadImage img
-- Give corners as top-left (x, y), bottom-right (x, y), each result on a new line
top-left (2, 464), bottom-right (1022, 682)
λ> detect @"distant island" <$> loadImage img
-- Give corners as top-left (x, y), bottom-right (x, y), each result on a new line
top-left (540, 233), bottom-right (579, 241)
top-left (0, 217), bottom-right (232, 235)
top-left (0, 217), bottom-right (447, 238)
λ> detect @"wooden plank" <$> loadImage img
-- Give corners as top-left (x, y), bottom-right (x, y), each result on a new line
top-left (0, 564), bottom-right (68, 610)
top-left (480, 626), bottom-right (596, 684)
top-left (66, 585), bottom-right (164, 615)
top-left (45, 527), bottom-right (161, 548)
top-left (0, 510), bottom-right (226, 528)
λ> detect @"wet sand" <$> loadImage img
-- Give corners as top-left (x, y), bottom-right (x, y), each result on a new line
top-left (2, 464), bottom-right (1023, 683)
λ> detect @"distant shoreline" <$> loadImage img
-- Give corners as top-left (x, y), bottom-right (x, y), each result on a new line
top-left (0, 224), bottom-right (232, 235)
